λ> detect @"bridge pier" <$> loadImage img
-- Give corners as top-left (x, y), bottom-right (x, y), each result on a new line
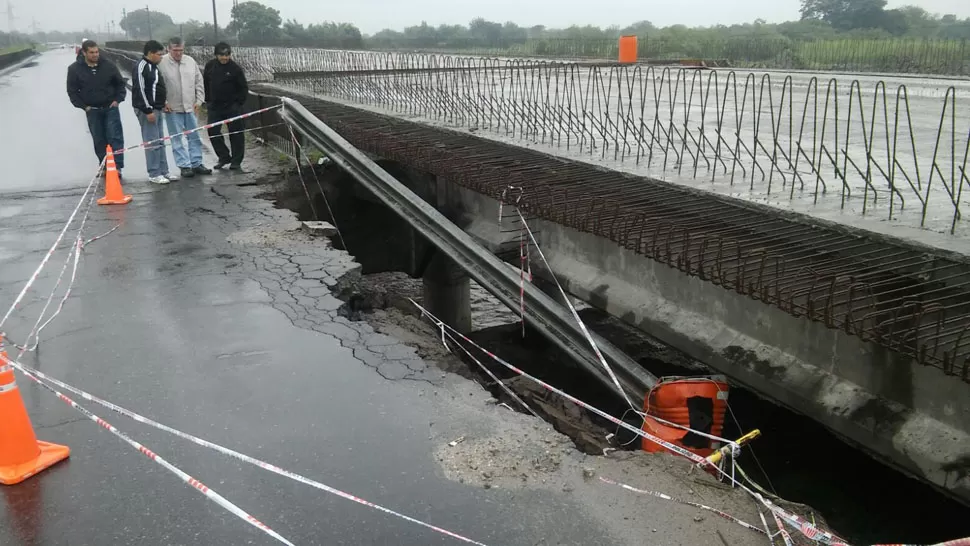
top-left (422, 251), bottom-right (472, 334)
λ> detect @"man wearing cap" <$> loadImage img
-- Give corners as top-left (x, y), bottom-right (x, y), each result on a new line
top-left (159, 36), bottom-right (212, 179)
top-left (203, 42), bottom-right (249, 170)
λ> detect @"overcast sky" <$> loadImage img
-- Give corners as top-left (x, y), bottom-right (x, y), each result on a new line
top-left (5, 0), bottom-right (970, 35)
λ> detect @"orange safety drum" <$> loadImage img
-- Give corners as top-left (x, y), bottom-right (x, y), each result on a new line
top-left (640, 376), bottom-right (729, 458)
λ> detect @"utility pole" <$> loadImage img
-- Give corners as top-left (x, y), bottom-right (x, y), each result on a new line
top-left (5, 1), bottom-right (17, 33)
top-left (146, 5), bottom-right (152, 40)
top-left (211, 0), bottom-right (219, 43)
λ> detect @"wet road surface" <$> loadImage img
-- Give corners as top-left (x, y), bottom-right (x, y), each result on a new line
top-left (0, 49), bottom-right (771, 546)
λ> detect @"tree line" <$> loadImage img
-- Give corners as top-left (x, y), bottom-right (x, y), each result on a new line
top-left (11, 0), bottom-right (970, 55)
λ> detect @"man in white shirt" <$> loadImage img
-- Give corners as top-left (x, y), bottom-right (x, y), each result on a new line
top-left (159, 36), bottom-right (212, 179)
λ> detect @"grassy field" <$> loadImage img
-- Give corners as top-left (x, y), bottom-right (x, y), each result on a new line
top-left (0, 44), bottom-right (37, 55)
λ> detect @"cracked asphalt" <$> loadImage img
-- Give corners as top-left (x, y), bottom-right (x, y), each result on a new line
top-left (0, 49), bottom-right (774, 546)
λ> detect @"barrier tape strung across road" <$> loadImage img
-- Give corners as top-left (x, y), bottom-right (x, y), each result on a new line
top-left (0, 164), bottom-right (104, 331)
top-left (0, 353), bottom-right (295, 545)
top-left (1, 106), bottom-right (284, 336)
top-left (0, 103), bottom-right (492, 546)
top-left (410, 298), bottom-right (714, 467)
top-left (597, 477), bottom-right (768, 536)
top-left (14, 160), bottom-right (109, 352)
top-left (4, 358), bottom-right (491, 546)
top-left (112, 104), bottom-right (283, 157)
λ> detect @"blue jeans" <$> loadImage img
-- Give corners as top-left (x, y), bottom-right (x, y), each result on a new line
top-left (164, 111), bottom-right (204, 169)
top-left (85, 106), bottom-right (125, 170)
top-left (136, 109), bottom-right (170, 178)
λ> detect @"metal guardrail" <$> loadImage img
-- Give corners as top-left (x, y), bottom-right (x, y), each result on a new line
top-left (279, 97), bottom-right (657, 400)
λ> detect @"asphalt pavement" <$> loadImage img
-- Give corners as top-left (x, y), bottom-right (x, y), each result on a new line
top-left (0, 49), bottom-right (771, 546)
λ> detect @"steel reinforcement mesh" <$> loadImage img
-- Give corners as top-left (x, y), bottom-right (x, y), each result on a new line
top-left (246, 86), bottom-right (970, 384)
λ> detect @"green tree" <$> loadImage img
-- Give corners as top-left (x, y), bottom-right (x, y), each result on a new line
top-left (468, 18), bottom-right (503, 47)
top-left (228, 1), bottom-right (283, 46)
top-left (621, 20), bottom-right (657, 36)
top-left (179, 20), bottom-right (215, 46)
top-left (799, 0), bottom-right (889, 31)
top-left (119, 8), bottom-right (175, 39)
top-left (403, 21), bottom-right (439, 48)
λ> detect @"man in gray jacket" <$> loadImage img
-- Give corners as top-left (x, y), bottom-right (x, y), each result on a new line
top-left (160, 37), bottom-right (212, 178)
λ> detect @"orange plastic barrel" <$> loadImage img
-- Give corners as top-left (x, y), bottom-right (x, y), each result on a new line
top-left (618, 36), bottom-right (638, 64)
top-left (640, 377), bottom-right (729, 458)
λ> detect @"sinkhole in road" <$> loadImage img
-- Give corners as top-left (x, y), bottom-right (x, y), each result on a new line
top-left (266, 159), bottom-right (970, 545)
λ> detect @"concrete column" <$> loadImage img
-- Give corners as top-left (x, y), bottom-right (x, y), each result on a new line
top-left (422, 252), bottom-right (472, 334)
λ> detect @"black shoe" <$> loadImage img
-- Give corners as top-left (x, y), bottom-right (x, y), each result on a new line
top-left (180, 167), bottom-right (196, 178)
top-left (214, 161), bottom-right (230, 170)
top-left (228, 163), bottom-right (242, 171)
top-left (193, 165), bottom-right (213, 175)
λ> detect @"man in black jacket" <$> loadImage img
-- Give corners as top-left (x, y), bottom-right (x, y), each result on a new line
top-left (66, 40), bottom-right (127, 174)
top-left (203, 42), bottom-right (249, 170)
top-left (132, 40), bottom-right (176, 184)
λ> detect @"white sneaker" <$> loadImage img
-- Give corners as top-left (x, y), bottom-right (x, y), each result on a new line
top-left (150, 175), bottom-right (170, 184)
top-left (165, 172), bottom-right (180, 181)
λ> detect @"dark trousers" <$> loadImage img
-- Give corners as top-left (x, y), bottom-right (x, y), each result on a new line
top-left (86, 106), bottom-right (125, 170)
top-left (207, 104), bottom-right (245, 165)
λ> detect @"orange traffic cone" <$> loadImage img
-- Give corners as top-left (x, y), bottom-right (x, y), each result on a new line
top-left (0, 335), bottom-right (70, 485)
top-left (97, 145), bottom-right (132, 206)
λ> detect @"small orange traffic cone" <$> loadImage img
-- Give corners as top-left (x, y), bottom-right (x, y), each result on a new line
top-left (0, 335), bottom-right (70, 485)
top-left (97, 145), bottom-right (132, 206)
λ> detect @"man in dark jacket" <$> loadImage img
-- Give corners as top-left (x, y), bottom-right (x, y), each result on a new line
top-left (132, 40), bottom-right (176, 184)
top-left (203, 42), bottom-right (249, 170)
top-left (66, 40), bottom-right (127, 174)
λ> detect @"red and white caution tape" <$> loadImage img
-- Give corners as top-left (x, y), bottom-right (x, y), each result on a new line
top-left (409, 298), bottom-right (714, 468)
top-left (112, 104), bottom-right (283, 157)
top-left (433, 320), bottom-right (539, 418)
top-left (598, 476), bottom-right (767, 536)
top-left (763, 497), bottom-right (849, 546)
top-left (505, 200), bottom-right (636, 410)
top-left (0, 164), bottom-right (104, 331)
top-left (410, 299), bottom-right (880, 546)
top-left (771, 508), bottom-right (797, 546)
top-left (4, 357), bottom-right (491, 546)
top-left (0, 352), bottom-right (294, 546)
top-left (14, 166), bottom-right (108, 353)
